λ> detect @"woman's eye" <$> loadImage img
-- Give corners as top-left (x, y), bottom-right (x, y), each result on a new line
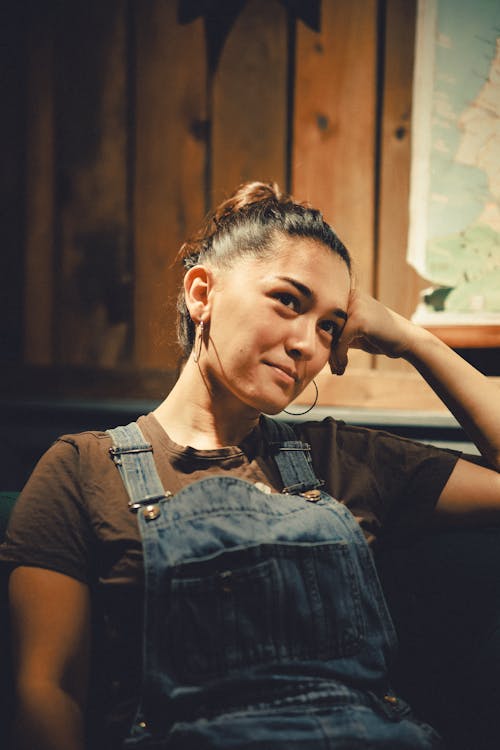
top-left (276, 292), bottom-right (299, 311)
top-left (319, 320), bottom-right (337, 337)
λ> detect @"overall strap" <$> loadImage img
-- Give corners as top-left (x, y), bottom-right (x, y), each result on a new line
top-left (261, 416), bottom-right (324, 495)
top-left (107, 422), bottom-right (169, 512)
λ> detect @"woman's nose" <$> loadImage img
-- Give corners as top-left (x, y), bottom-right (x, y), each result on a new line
top-left (286, 319), bottom-right (316, 360)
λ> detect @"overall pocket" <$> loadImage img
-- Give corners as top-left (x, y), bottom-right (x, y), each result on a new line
top-left (161, 541), bottom-right (366, 682)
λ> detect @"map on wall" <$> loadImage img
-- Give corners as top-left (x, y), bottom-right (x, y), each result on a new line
top-left (408, 0), bottom-right (500, 324)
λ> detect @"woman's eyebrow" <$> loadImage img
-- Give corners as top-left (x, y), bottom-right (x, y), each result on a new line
top-left (277, 276), bottom-right (348, 320)
top-left (333, 309), bottom-right (348, 321)
top-left (277, 275), bottom-right (313, 299)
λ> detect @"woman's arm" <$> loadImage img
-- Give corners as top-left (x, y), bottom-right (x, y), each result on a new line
top-left (434, 456), bottom-right (500, 522)
top-left (331, 290), bottom-right (500, 471)
top-left (9, 566), bottom-right (91, 750)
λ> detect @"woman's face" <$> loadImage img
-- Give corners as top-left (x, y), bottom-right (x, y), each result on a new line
top-left (200, 237), bottom-right (351, 415)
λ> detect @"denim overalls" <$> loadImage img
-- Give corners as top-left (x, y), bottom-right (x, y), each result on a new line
top-left (107, 418), bottom-right (443, 749)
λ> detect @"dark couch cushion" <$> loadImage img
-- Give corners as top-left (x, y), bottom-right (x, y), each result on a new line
top-left (0, 492), bottom-right (18, 544)
top-left (0, 492), bottom-right (18, 750)
top-left (377, 526), bottom-right (500, 750)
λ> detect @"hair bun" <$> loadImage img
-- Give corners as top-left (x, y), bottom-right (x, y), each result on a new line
top-left (214, 181), bottom-right (290, 224)
top-left (178, 181), bottom-right (291, 264)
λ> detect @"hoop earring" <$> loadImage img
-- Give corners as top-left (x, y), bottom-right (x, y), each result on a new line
top-left (193, 320), bottom-right (204, 363)
top-left (283, 380), bottom-right (319, 416)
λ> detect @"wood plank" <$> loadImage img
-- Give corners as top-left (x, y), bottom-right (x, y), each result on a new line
top-left (0, 3), bottom-right (26, 363)
top-left (289, 367), bottom-right (500, 412)
top-left (376, 0), bottom-right (427, 373)
top-left (211, 0), bottom-right (288, 206)
top-left (55, 0), bottom-right (130, 367)
top-left (133, 0), bottom-right (207, 369)
top-left (293, 0), bottom-right (378, 291)
top-left (423, 325), bottom-right (500, 349)
top-left (0, 363), bottom-right (178, 401)
top-left (2, 361), bottom-right (498, 411)
top-left (24, 5), bottom-right (55, 365)
top-left (292, 0), bottom-right (378, 369)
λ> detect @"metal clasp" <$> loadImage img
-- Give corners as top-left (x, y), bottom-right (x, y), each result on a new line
top-left (128, 490), bottom-right (173, 513)
top-left (301, 489), bottom-right (322, 502)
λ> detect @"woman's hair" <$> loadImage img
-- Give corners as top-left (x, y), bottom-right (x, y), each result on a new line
top-left (177, 181), bottom-right (351, 357)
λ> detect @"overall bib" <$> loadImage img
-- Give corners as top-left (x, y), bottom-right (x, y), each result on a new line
top-left (108, 418), bottom-right (443, 749)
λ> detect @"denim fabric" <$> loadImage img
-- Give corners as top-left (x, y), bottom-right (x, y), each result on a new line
top-left (107, 420), bottom-right (443, 749)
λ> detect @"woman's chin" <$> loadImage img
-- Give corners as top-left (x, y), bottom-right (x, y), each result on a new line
top-left (233, 386), bottom-right (296, 416)
top-left (259, 397), bottom-right (292, 416)
top-left (238, 397), bottom-right (286, 416)
top-left (262, 405), bottom-right (286, 416)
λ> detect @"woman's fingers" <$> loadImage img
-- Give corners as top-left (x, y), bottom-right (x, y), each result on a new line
top-left (329, 312), bottom-right (360, 375)
top-left (329, 290), bottom-right (414, 374)
top-left (329, 345), bottom-right (348, 375)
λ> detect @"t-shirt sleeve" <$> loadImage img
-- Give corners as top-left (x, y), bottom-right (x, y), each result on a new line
top-left (299, 418), bottom-right (460, 542)
top-left (0, 437), bottom-right (94, 584)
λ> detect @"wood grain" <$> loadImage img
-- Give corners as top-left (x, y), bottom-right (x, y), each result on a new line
top-left (293, 0), bottom-right (378, 292)
top-left (133, 0), bottom-right (207, 369)
top-left (375, 0), bottom-right (428, 372)
top-left (211, 0), bottom-right (288, 206)
top-left (24, 9), bottom-right (55, 365)
top-left (55, 0), bottom-right (130, 367)
top-left (423, 325), bottom-right (500, 349)
top-left (0, 4), bottom-right (26, 363)
top-left (291, 367), bottom-right (500, 412)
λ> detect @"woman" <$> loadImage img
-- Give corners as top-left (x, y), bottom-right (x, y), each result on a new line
top-left (1, 181), bottom-right (499, 750)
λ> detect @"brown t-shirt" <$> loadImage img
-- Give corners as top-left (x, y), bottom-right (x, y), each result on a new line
top-left (0, 413), bottom-right (459, 747)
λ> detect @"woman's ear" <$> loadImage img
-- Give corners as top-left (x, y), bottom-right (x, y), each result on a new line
top-left (184, 264), bottom-right (214, 323)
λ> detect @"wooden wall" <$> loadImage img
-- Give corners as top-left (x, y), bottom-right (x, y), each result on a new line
top-left (3, 0), bottom-right (454, 409)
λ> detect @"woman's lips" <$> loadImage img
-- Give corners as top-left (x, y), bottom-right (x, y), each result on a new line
top-left (265, 361), bottom-right (298, 385)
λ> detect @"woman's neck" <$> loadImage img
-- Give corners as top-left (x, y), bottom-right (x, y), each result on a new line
top-left (153, 360), bottom-right (260, 449)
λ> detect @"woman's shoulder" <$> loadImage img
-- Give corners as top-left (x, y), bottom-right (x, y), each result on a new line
top-left (292, 415), bottom-right (460, 468)
top-left (290, 416), bottom-right (366, 446)
top-left (47, 412), bottom-right (159, 464)
top-left (0, 419), bottom-right (151, 582)
top-left (55, 425), bottom-right (115, 455)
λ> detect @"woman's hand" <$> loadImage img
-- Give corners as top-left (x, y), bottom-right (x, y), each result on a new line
top-left (329, 290), bottom-right (417, 374)
top-left (329, 289), bottom-right (500, 472)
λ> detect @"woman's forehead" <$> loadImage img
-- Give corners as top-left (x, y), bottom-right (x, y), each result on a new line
top-left (212, 237), bottom-right (350, 297)
top-left (260, 237), bottom-right (349, 279)
top-left (219, 239), bottom-right (351, 307)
